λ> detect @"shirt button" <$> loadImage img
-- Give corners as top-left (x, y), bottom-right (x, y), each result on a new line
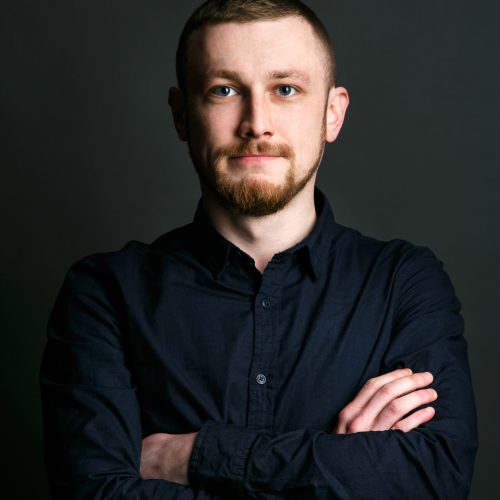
top-left (256, 373), bottom-right (267, 385)
top-left (261, 297), bottom-right (271, 309)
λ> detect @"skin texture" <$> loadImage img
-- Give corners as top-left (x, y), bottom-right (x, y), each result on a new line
top-left (169, 16), bottom-right (348, 272)
top-left (140, 433), bottom-right (197, 485)
top-left (178, 17), bottom-right (330, 219)
top-left (139, 17), bottom-right (436, 484)
top-left (334, 369), bottom-right (437, 434)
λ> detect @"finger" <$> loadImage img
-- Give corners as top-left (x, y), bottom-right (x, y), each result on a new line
top-left (391, 406), bottom-right (436, 433)
top-left (344, 369), bottom-right (413, 413)
top-left (344, 372), bottom-right (434, 433)
top-left (360, 371), bottom-right (433, 422)
top-left (335, 368), bottom-right (413, 433)
top-left (371, 388), bottom-right (438, 431)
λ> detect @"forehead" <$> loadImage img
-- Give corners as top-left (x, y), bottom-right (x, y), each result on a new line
top-left (187, 16), bottom-right (327, 83)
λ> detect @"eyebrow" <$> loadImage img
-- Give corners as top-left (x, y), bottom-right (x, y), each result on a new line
top-left (266, 70), bottom-right (311, 84)
top-left (202, 69), bottom-right (311, 84)
top-left (203, 70), bottom-right (240, 81)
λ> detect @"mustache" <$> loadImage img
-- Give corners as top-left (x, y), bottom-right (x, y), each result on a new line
top-left (214, 141), bottom-right (294, 160)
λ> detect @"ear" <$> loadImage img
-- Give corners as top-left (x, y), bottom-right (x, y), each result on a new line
top-left (168, 86), bottom-right (188, 142)
top-left (325, 86), bottom-right (349, 143)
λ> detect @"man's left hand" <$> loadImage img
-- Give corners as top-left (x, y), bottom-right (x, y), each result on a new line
top-left (140, 432), bottom-right (198, 484)
top-left (334, 369), bottom-right (437, 434)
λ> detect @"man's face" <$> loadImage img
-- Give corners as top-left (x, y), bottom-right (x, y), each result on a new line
top-left (175, 16), bottom-right (344, 216)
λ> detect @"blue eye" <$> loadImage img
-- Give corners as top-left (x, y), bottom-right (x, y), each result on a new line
top-left (211, 86), bottom-right (236, 97)
top-left (277, 85), bottom-right (297, 97)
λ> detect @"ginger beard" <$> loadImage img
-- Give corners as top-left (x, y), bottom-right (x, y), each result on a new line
top-left (190, 120), bottom-right (327, 217)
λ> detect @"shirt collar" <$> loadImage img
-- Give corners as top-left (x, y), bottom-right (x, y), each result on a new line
top-left (192, 187), bottom-right (338, 280)
top-left (280, 188), bottom-right (337, 279)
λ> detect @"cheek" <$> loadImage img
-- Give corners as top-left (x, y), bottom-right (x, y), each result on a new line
top-left (282, 110), bottom-right (324, 151)
top-left (279, 99), bottom-right (325, 132)
top-left (189, 107), bottom-right (237, 150)
top-left (285, 114), bottom-right (326, 174)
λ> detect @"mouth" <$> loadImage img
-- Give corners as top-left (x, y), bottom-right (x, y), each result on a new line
top-left (229, 155), bottom-right (282, 167)
top-left (231, 153), bottom-right (282, 160)
top-left (231, 154), bottom-right (280, 159)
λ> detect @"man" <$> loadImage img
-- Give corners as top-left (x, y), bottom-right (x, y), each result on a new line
top-left (40, 0), bottom-right (477, 498)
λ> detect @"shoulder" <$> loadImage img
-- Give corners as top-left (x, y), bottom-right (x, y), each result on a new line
top-left (75, 222), bottom-right (194, 267)
top-left (333, 222), bottom-right (458, 305)
top-left (61, 222), bottom-right (197, 295)
top-left (333, 222), bottom-right (442, 274)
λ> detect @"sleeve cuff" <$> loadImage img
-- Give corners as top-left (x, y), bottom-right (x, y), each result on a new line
top-left (189, 420), bottom-right (259, 493)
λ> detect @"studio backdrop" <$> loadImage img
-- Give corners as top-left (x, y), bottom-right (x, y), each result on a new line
top-left (1, 1), bottom-right (498, 498)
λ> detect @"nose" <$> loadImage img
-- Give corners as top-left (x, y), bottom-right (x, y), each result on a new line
top-left (238, 92), bottom-right (275, 139)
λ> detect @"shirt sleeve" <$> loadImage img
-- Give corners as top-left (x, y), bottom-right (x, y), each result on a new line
top-left (40, 257), bottom-right (206, 500)
top-left (188, 247), bottom-right (478, 499)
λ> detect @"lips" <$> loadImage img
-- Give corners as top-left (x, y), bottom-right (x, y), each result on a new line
top-left (230, 154), bottom-right (281, 161)
top-left (231, 154), bottom-right (280, 159)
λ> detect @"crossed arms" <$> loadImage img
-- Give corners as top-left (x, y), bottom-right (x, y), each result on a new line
top-left (40, 250), bottom-right (477, 499)
top-left (141, 368), bottom-right (438, 485)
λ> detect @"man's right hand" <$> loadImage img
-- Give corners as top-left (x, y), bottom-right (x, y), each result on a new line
top-left (334, 368), bottom-right (437, 434)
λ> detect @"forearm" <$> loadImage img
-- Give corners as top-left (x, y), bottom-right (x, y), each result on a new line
top-left (189, 349), bottom-right (477, 498)
top-left (188, 360), bottom-right (476, 499)
top-left (41, 259), bottom-right (206, 500)
top-left (189, 420), bottom-right (476, 499)
top-left (41, 380), bottom-right (204, 500)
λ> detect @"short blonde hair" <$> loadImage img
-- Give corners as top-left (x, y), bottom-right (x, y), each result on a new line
top-left (176, 0), bottom-right (337, 90)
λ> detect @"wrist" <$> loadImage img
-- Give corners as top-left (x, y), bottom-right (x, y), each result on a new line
top-left (164, 432), bottom-right (197, 485)
top-left (140, 431), bottom-right (198, 485)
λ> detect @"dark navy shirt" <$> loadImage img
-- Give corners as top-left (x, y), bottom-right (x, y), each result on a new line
top-left (40, 190), bottom-right (477, 499)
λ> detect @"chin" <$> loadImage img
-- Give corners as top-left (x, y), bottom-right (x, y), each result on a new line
top-left (213, 174), bottom-right (297, 217)
top-left (240, 174), bottom-right (283, 190)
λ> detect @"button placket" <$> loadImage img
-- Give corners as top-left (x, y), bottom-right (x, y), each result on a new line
top-left (247, 258), bottom-right (288, 429)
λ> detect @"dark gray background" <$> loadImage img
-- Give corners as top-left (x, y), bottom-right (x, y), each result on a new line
top-left (1, 1), bottom-right (498, 498)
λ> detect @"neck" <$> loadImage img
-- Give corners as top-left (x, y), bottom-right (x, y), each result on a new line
top-left (201, 182), bottom-right (317, 273)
